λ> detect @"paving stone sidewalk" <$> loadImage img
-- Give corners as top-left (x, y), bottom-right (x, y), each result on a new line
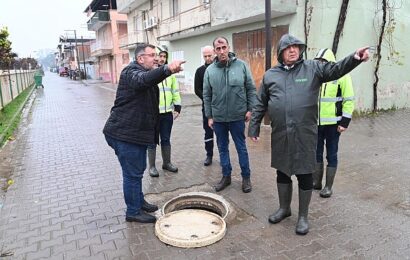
top-left (0, 72), bottom-right (409, 259)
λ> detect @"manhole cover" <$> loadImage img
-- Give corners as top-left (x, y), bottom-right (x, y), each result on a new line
top-left (155, 209), bottom-right (226, 248)
top-left (162, 192), bottom-right (230, 219)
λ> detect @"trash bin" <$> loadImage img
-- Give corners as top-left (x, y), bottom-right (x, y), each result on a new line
top-left (34, 74), bottom-right (44, 88)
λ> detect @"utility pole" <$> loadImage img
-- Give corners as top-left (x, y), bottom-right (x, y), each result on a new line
top-left (73, 30), bottom-right (80, 71)
top-left (65, 30), bottom-right (80, 71)
top-left (81, 36), bottom-right (87, 79)
top-left (265, 0), bottom-right (272, 71)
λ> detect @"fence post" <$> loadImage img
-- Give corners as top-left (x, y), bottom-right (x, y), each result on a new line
top-left (0, 77), bottom-right (4, 108)
top-left (8, 69), bottom-right (14, 100)
top-left (15, 70), bottom-right (20, 94)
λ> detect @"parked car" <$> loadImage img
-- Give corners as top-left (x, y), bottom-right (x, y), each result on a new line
top-left (59, 67), bottom-right (69, 77)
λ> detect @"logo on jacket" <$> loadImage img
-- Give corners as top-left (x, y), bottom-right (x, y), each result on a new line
top-left (295, 78), bottom-right (308, 83)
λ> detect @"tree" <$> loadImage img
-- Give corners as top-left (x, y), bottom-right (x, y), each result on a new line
top-left (0, 27), bottom-right (17, 69)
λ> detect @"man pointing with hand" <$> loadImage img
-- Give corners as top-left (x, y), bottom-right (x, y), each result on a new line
top-left (103, 43), bottom-right (185, 224)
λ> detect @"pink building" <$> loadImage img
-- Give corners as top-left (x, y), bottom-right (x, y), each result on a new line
top-left (85, 0), bottom-right (129, 84)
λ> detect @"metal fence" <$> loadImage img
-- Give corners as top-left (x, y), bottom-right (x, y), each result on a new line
top-left (0, 70), bottom-right (35, 110)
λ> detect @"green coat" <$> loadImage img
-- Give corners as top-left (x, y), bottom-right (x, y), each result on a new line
top-left (248, 34), bottom-right (362, 176)
top-left (203, 53), bottom-right (256, 122)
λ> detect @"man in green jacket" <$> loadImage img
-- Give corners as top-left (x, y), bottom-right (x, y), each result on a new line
top-left (248, 34), bottom-right (369, 235)
top-left (203, 36), bottom-right (256, 193)
top-left (313, 48), bottom-right (355, 198)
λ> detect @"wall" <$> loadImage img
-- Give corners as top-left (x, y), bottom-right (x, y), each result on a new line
top-left (289, 0), bottom-right (410, 111)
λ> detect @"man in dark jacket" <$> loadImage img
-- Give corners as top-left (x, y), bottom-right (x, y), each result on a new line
top-left (203, 37), bottom-right (256, 193)
top-left (194, 45), bottom-right (215, 166)
top-left (103, 43), bottom-right (185, 223)
top-left (248, 34), bottom-right (369, 235)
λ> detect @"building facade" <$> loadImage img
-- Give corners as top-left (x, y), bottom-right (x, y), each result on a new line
top-left (116, 0), bottom-right (410, 111)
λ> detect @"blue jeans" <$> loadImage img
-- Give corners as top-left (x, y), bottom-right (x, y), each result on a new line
top-left (213, 120), bottom-right (250, 178)
top-left (148, 112), bottom-right (173, 149)
top-left (202, 105), bottom-right (214, 157)
top-left (105, 135), bottom-right (147, 217)
top-left (316, 124), bottom-right (341, 167)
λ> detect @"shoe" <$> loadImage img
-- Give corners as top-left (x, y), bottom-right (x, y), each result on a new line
top-left (268, 183), bottom-right (292, 224)
top-left (125, 212), bottom-right (156, 223)
top-left (204, 156), bottom-right (212, 166)
top-left (215, 176), bottom-right (231, 192)
top-left (142, 199), bottom-right (158, 212)
top-left (242, 178), bottom-right (252, 193)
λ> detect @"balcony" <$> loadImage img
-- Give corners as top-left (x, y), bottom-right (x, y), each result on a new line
top-left (119, 31), bottom-right (145, 49)
top-left (117, 0), bottom-right (148, 14)
top-left (87, 10), bottom-right (110, 31)
top-left (90, 40), bottom-right (113, 57)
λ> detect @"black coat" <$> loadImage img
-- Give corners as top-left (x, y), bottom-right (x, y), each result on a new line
top-left (194, 63), bottom-right (210, 100)
top-left (103, 61), bottom-right (171, 145)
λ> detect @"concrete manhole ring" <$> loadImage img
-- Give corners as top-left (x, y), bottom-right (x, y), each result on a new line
top-left (155, 209), bottom-right (226, 248)
top-left (161, 191), bottom-right (231, 219)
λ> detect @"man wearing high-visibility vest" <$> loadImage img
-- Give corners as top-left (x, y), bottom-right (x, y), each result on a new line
top-left (147, 50), bottom-right (182, 177)
top-left (313, 48), bottom-right (355, 198)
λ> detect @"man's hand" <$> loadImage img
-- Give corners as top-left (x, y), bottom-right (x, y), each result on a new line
top-left (354, 47), bottom-right (370, 62)
top-left (245, 111), bottom-right (252, 122)
top-left (337, 125), bottom-right (347, 133)
top-left (168, 60), bottom-right (186, 74)
top-left (173, 111), bottom-right (180, 120)
top-left (208, 118), bottom-right (214, 130)
top-left (250, 137), bottom-right (259, 142)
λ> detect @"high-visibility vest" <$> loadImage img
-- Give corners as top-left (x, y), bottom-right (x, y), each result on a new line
top-left (158, 74), bottom-right (181, 114)
top-left (315, 48), bottom-right (355, 127)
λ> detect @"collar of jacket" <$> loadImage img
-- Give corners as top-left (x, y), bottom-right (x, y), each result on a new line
top-left (131, 61), bottom-right (150, 71)
top-left (279, 59), bottom-right (304, 70)
top-left (214, 52), bottom-right (237, 68)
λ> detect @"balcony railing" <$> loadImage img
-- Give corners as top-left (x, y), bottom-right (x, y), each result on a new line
top-left (87, 10), bottom-right (110, 31)
top-left (119, 31), bottom-right (145, 49)
top-left (90, 40), bottom-right (113, 56)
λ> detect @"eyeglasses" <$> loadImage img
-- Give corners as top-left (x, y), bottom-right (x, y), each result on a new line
top-left (139, 53), bottom-right (157, 57)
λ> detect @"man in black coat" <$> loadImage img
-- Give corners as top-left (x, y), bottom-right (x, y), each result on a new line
top-left (194, 45), bottom-right (215, 166)
top-left (103, 43), bottom-right (185, 223)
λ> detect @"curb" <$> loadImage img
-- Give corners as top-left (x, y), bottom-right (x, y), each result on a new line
top-left (0, 85), bottom-right (36, 148)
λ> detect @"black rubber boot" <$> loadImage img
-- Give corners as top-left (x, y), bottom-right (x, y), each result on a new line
top-left (313, 162), bottom-right (324, 190)
top-left (320, 167), bottom-right (337, 198)
top-left (295, 188), bottom-right (312, 235)
top-left (268, 183), bottom-right (292, 224)
top-left (148, 148), bottom-right (159, 177)
top-left (161, 146), bottom-right (178, 173)
top-left (215, 176), bottom-right (231, 192)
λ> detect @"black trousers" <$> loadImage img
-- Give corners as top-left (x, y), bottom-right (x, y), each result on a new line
top-left (277, 170), bottom-right (313, 190)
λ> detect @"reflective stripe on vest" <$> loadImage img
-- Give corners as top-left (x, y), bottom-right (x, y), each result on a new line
top-left (342, 112), bottom-right (352, 118)
top-left (159, 105), bottom-right (174, 113)
top-left (320, 116), bottom-right (342, 122)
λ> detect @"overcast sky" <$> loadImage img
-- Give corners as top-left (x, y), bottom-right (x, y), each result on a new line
top-left (0, 0), bottom-right (95, 57)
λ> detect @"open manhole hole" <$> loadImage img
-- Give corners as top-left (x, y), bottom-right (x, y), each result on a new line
top-left (155, 192), bottom-right (230, 248)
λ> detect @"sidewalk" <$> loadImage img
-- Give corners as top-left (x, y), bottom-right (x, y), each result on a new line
top-left (0, 72), bottom-right (408, 259)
